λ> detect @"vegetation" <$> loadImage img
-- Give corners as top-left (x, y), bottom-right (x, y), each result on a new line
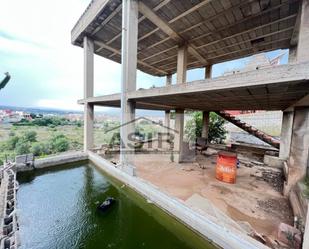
top-left (13, 116), bottom-right (81, 127)
top-left (185, 111), bottom-right (227, 143)
top-left (303, 176), bottom-right (309, 198)
top-left (0, 129), bottom-right (72, 165)
top-left (0, 117), bottom-right (161, 165)
top-left (0, 112), bottom-right (226, 165)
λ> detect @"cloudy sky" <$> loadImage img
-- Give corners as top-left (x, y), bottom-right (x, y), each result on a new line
top-left (0, 0), bottom-right (288, 111)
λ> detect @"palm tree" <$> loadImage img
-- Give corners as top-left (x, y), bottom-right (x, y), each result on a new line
top-left (0, 72), bottom-right (11, 90)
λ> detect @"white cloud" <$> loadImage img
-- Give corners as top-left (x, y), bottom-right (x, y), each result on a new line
top-left (36, 98), bottom-right (82, 111)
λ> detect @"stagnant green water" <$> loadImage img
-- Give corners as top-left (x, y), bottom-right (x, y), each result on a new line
top-left (17, 163), bottom-right (217, 249)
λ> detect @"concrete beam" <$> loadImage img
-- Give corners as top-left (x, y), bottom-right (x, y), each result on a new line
top-left (83, 36), bottom-right (94, 151)
top-left (296, 0), bottom-right (309, 63)
top-left (138, 1), bottom-right (207, 65)
top-left (128, 62), bottom-right (309, 100)
top-left (78, 63), bottom-right (309, 111)
top-left (71, 0), bottom-right (108, 44)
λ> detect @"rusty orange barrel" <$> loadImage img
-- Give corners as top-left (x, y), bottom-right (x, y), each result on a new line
top-left (216, 151), bottom-right (237, 184)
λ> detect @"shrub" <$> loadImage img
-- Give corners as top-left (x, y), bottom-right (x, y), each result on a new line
top-left (6, 136), bottom-right (19, 150)
top-left (51, 134), bottom-right (69, 153)
top-left (22, 131), bottom-right (37, 143)
top-left (15, 140), bottom-right (30, 155)
top-left (185, 111), bottom-right (227, 144)
top-left (30, 142), bottom-right (49, 156)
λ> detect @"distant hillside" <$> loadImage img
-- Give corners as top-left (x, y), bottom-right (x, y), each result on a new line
top-left (0, 105), bottom-right (164, 117)
top-left (0, 105), bottom-right (82, 115)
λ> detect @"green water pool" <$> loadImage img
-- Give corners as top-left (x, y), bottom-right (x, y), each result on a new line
top-left (17, 162), bottom-right (217, 249)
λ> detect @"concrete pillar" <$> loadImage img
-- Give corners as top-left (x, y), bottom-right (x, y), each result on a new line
top-left (176, 45), bottom-right (187, 84)
top-left (201, 65), bottom-right (212, 141)
top-left (279, 111), bottom-right (294, 160)
top-left (285, 107), bottom-right (309, 193)
top-left (174, 109), bottom-right (184, 161)
top-left (288, 46), bottom-right (297, 64)
top-left (83, 36), bottom-right (94, 151)
top-left (202, 111), bottom-right (210, 139)
top-left (296, 0), bottom-right (309, 63)
top-left (120, 0), bottom-right (138, 175)
top-left (205, 64), bottom-right (212, 79)
top-left (164, 74), bottom-right (172, 128)
top-left (174, 45), bottom-right (187, 162)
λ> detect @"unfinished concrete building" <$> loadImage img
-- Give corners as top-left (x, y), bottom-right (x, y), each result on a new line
top-left (72, 0), bottom-right (309, 248)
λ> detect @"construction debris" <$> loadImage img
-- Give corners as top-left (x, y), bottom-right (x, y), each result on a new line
top-left (277, 223), bottom-right (302, 249)
top-left (251, 166), bottom-right (284, 192)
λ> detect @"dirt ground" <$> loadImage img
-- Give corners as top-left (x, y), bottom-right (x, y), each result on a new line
top-left (129, 152), bottom-right (293, 238)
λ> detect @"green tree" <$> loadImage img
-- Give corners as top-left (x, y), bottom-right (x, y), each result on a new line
top-left (23, 131), bottom-right (37, 142)
top-left (30, 142), bottom-right (47, 156)
top-left (6, 136), bottom-right (19, 150)
top-left (15, 140), bottom-right (30, 155)
top-left (185, 111), bottom-right (227, 144)
top-left (51, 134), bottom-right (69, 153)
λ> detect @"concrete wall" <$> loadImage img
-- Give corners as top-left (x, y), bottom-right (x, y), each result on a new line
top-left (34, 151), bottom-right (88, 169)
top-left (16, 151), bottom-right (88, 172)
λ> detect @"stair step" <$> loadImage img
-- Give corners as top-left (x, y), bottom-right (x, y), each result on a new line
top-left (216, 111), bottom-right (280, 148)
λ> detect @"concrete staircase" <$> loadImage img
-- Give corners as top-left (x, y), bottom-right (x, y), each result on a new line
top-left (215, 111), bottom-right (280, 149)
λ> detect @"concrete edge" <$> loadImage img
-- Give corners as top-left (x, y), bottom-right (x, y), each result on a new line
top-left (33, 151), bottom-right (88, 169)
top-left (88, 151), bottom-right (270, 249)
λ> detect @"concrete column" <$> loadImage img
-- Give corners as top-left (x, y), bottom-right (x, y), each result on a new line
top-left (84, 103), bottom-right (94, 151)
top-left (176, 45), bottom-right (187, 84)
top-left (202, 65), bottom-right (212, 141)
top-left (120, 0), bottom-right (138, 175)
top-left (174, 109), bottom-right (184, 161)
top-left (279, 111), bottom-right (294, 160)
top-left (285, 107), bottom-right (309, 193)
top-left (205, 64), bottom-right (212, 79)
top-left (202, 111), bottom-right (210, 139)
top-left (83, 36), bottom-right (94, 151)
top-left (296, 0), bottom-right (309, 63)
top-left (164, 74), bottom-right (172, 128)
top-left (174, 45), bottom-right (187, 162)
top-left (288, 46), bottom-right (297, 64)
